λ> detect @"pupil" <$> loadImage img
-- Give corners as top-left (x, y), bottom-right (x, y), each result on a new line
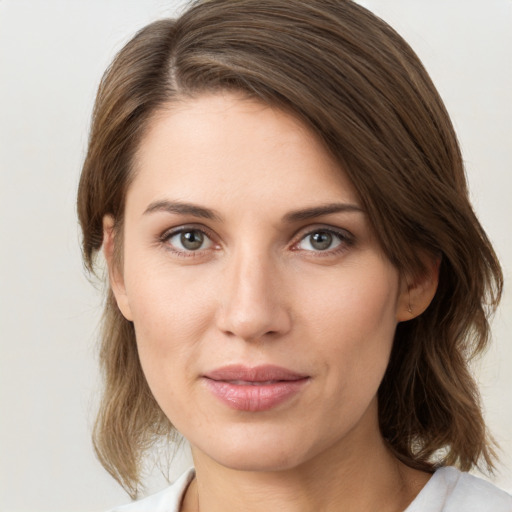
top-left (311, 231), bottom-right (332, 250)
top-left (181, 230), bottom-right (203, 250)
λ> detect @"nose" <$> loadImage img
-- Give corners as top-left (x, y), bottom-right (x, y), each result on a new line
top-left (215, 249), bottom-right (292, 342)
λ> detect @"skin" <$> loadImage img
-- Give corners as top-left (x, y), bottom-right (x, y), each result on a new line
top-left (104, 92), bottom-right (438, 512)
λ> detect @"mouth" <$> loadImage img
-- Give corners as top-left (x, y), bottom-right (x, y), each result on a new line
top-left (204, 364), bottom-right (308, 382)
top-left (221, 380), bottom-right (290, 385)
top-left (202, 365), bottom-right (310, 412)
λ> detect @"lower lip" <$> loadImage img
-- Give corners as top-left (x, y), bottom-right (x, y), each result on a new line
top-left (204, 378), bottom-right (309, 412)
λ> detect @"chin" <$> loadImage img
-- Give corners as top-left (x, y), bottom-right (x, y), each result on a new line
top-left (193, 428), bottom-right (318, 473)
top-left (215, 450), bottom-right (304, 473)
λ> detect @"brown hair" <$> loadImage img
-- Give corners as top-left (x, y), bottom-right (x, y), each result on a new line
top-left (78, 0), bottom-right (503, 498)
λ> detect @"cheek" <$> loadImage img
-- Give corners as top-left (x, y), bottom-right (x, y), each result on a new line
top-left (300, 259), bottom-right (399, 392)
top-left (123, 247), bottom-right (213, 341)
top-left (121, 255), bottom-right (216, 395)
top-left (303, 258), bottom-right (399, 335)
top-left (124, 269), bottom-right (215, 429)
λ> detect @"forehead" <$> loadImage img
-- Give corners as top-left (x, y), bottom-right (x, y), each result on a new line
top-left (127, 92), bottom-right (359, 216)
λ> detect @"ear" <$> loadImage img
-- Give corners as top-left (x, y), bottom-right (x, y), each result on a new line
top-left (102, 215), bottom-right (133, 321)
top-left (396, 255), bottom-right (440, 322)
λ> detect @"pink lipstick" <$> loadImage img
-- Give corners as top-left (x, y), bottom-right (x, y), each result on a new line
top-left (203, 365), bottom-right (309, 412)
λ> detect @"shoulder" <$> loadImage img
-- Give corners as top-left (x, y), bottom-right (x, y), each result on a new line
top-left (106, 469), bottom-right (195, 512)
top-left (407, 466), bottom-right (512, 512)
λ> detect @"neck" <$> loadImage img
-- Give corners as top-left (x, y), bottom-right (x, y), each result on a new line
top-left (181, 407), bottom-right (430, 512)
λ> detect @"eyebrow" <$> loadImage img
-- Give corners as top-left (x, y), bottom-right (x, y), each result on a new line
top-left (143, 200), bottom-right (363, 223)
top-left (143, 200), bottom-right (222, 221)
top-left (282, 203), bottom-right (364, 223)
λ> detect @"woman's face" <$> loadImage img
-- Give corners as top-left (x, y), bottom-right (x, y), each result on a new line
top-left (108, 93), bottom-right (411, 472)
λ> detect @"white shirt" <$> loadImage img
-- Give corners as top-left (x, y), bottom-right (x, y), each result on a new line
top-left (109, 466), bottom-right (512, 511)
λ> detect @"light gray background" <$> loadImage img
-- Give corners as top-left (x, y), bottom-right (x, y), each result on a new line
top-left (0, 1), bottom-right (510, 511)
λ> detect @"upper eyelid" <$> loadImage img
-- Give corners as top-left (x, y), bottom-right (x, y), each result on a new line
top-left (160, 223), bottom-right (216, 240)
top-left (292, 224), bottom-right (353, 241)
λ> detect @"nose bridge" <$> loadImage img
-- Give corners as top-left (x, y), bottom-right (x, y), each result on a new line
top-left (217, 243), bottom-right (290, 341)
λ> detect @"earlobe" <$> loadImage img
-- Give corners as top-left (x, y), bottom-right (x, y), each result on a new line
top-left (396, 256), bottom-right (440, 322)
top-left (102, 215), bottom-right (133, 321)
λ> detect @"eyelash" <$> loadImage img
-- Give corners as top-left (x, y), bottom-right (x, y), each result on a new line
top-left (158, 225), bottom-right (355, 258)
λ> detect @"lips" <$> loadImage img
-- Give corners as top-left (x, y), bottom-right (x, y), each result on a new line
top-left (203, 365), bottom-right (309, 412)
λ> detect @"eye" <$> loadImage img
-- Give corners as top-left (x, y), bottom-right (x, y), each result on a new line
top-left (296, 229), bottom-right (349, 252)
top-left (164, 228), bottom-right (213, 252)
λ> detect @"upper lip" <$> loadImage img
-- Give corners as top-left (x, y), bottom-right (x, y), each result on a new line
top-left (203, 364), bottom-right (308, 382)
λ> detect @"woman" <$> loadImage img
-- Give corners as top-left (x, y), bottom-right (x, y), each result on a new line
top-left (77, 1), bottom-right (511, 510)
